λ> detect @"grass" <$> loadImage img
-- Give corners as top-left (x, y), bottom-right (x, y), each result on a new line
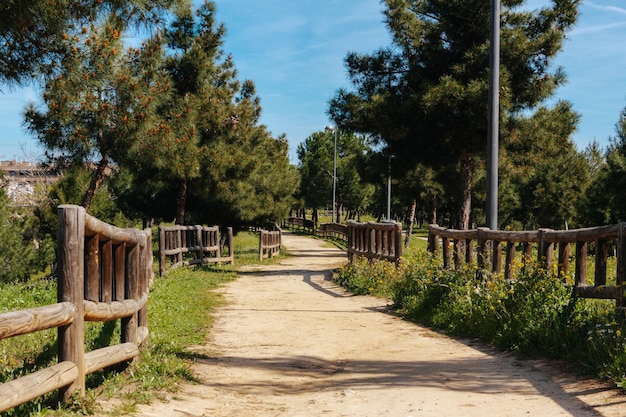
top-left (0, 231), bottom-right (267, 417)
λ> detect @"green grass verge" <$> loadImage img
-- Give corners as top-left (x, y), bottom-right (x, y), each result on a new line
top-left (0, 231), bottom-right (266, 416)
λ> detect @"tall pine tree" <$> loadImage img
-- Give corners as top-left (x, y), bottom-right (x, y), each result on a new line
top-left (329, 0), bottom-right (580, 229)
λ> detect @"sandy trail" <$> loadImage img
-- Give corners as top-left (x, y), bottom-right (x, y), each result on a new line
top-left (131, 231), bottom-right (624, 417)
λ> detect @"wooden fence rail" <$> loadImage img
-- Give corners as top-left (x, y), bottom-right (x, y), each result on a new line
top-left (0, 205), bottom-right (152, 412)
top-left (282, 217), bottom-right (315, 234)
top-left (317, 222), bottom-right (348, 241)
top-left (158, 225), bottom-right (234, 276)
top-left (347, 220), bottom-right (403, 266)
top-left (259, 229), bottom-right (282, 260)
top-left (428, 223), bottom-right (626, 310)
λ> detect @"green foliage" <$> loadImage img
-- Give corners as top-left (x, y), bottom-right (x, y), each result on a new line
top-left (329, 0), bottom-right (581, 228)
top-left (296, 129), bottom-right (373, 220)
top-left (336, 246), bottom-right (626, 386)
top-left (0, 185), bottom-right (54, 283)
top-left (1, 0), bottom-right (180, 84)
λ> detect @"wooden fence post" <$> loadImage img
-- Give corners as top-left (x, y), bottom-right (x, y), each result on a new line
top-left (477, 227), bottom-right (489, 270)
top-left (394, 221), bottom-right (403, 266)
top-left (56, 205), bottom-right (86, 401)
top-left (575, 241), bottom-right (588, 286)
top-left (618, 223), bottom-right (626, 313)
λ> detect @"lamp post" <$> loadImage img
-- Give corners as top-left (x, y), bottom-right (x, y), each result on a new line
top-left (325, 125), bottom-right (337, 223)
top-left (387, 153), bottom-right (391, 221)
top-left (486, 0), bottom-right (500, 230)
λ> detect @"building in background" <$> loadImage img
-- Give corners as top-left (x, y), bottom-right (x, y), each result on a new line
top-left (0, 160), bottom-right (59, 207)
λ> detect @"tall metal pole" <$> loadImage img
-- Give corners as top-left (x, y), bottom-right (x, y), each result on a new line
top-left (387, 154), bottom-right (391, 221)
top-left (326, 125), bottom-right (337, 223)
top-left (333, 129), bottom-right (337, 223)
top-left (486, 0), bottom-right (500, 230)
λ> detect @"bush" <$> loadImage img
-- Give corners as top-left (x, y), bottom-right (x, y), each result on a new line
top-left (335, 247), bottom-right (626, 387)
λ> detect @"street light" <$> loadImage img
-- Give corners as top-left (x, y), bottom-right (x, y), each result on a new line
top-left (325, 125), bottom-right (337, 223)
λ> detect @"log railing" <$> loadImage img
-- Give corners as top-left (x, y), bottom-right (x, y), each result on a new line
top-left (0, 205), bottom-right (152, 412)
top-left (282, 217), bottom-right (315, 234)
top-left (259, 228), bottom-right (282, 260)
top-left (347, 220), bottom-right (403, 266)
top-left (428, 223), bottom-right (626, 310)
top-left (317, 222), bottom-right (348, 241)
top-left (158, 225), bottom-right (234, 276)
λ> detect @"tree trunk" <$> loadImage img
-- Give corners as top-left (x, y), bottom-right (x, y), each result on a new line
top-left (404, 198), bottom-right (417, 248)
top-left (458, 152), bottom-right (473, 230)
top-left (430, 196), bottom-right (437, 225)
top-left (81, 154), bottom-right (109, 211)
top-left (175, 178), bottom-right (188, 225)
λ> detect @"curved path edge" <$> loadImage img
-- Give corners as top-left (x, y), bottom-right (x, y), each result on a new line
top-left (129, 231), bottom-right (624, 417)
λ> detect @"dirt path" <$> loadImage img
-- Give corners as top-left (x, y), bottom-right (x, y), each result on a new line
top-left (133, 232), bottom-right (625, 417)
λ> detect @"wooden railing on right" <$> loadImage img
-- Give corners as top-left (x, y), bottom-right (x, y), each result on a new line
top-left (0, 205), bottom-right (152, 412)
top-left (428, 223), bottom-right (626, 311)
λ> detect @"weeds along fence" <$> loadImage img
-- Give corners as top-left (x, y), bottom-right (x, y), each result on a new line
top-left (158, 225), bottom-right (234, 276)
top-left (0, 205), bottom-right (152, 412)
top-left (317, 222), bottom-right (348, 241)
top-left (347, 220), bottom-right (403, 266)
top-left (428, 223), bottom-right (626, 311)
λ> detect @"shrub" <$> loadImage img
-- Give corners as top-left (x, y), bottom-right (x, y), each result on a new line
top-left (336, 247), bottom-right (626, 387)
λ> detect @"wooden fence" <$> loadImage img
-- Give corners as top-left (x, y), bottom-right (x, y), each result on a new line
top-left (259, 229), bottom-right (282, 260)
top-left (428, 223), bottom-right (626, 310)
top-left (0, 205), bottom-right (152, 412)
top-left (282, 216), bottom-right (315, 234)
top-left (347, 220), bottom-right (403, 266)
top-left (317, 222), bottom-right (348, 241)
top-left (158, 225), bottom-right (234, 276)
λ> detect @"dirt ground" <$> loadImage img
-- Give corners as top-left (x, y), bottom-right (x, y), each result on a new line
top-left (131, 231), bottom-right (625, 417)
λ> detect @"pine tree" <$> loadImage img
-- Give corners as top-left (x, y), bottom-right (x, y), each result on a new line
top-left (0, 0), bottom-right (179, 84)
top-left (329, 0), bottom-right (580, 229)
top-left (24, 16), bottom-right (170, 211)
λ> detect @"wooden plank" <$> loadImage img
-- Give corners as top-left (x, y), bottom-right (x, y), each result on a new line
top-left (101, 240), bottom-right (113, 303)
top-left (576, 241), bottom-right (588, 286)
top-left (0, 361), bottom-right (78, 413)
top-left (85, 234), bottom-right (100, 302)
top-left (114, 243), bottom-right (126, 301)
top-left (84, 293), bottom-right (148, 321)
top-left (574, 285), bottom-right (621, 300)
top-left (0, 302), bottom-right (76, 340)
top-left (84, 343), bottom-right (139, 375)
top-left (84, 213), bottom-right (146, 245)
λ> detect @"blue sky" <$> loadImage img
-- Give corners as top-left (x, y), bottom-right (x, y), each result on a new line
top-left (0, 0), bottom-right (624, 162)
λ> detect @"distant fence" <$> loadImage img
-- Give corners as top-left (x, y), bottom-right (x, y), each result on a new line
top-left (428, 223), bottom-right (626, 311)
top-left (317, 222), bottom-right (348, 241)
top-left (259, 228), bottom-right (282, 260)
top-left (282, 217), bottom-right (315, 234)
top-left (158, 225), bottom-right (234, 276)
top-left (347, 221), bottom-right (403, 266)
top-left (0, 205), bottom-right (152, 412)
